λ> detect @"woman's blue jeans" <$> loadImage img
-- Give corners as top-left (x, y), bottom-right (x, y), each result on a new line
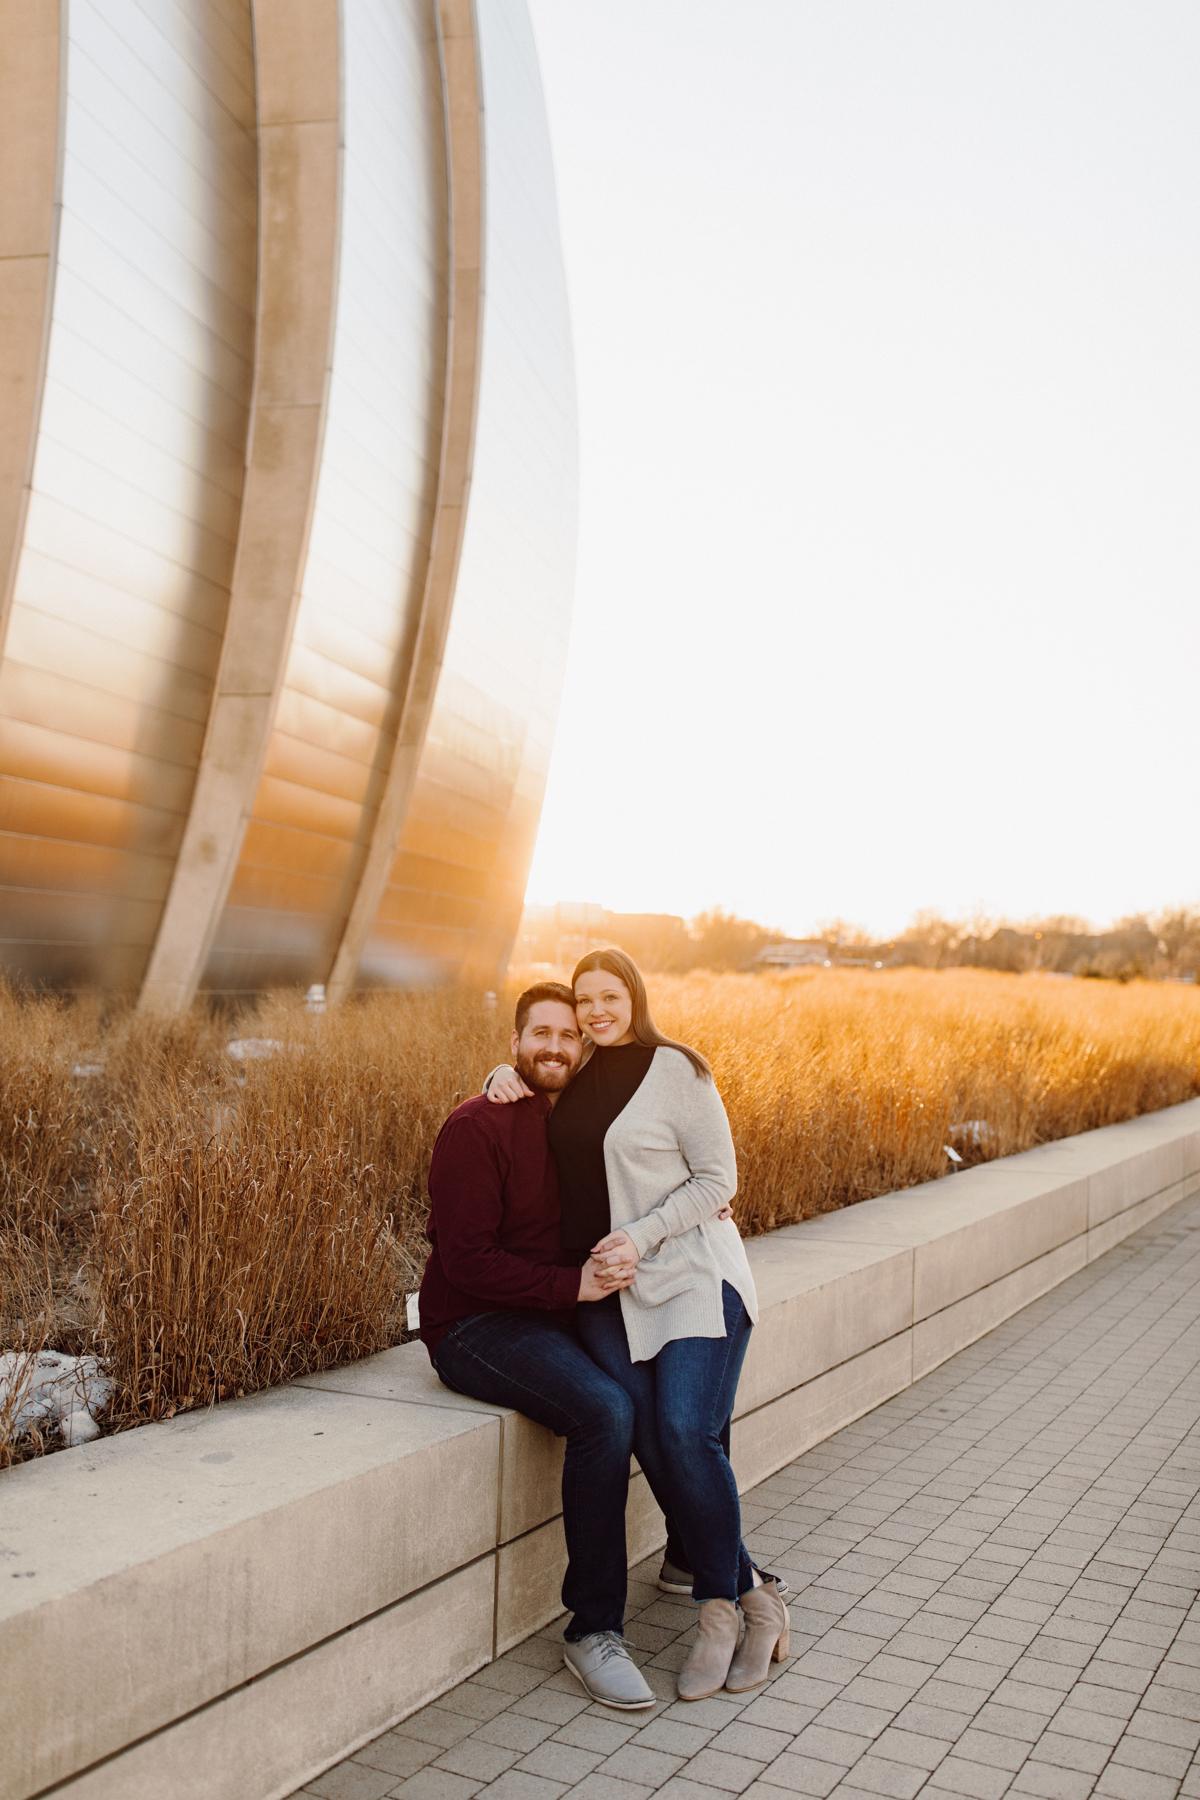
top-left (577, 1281), bottom-right (755, 1602)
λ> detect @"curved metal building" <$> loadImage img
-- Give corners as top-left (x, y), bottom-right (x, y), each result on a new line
top-left (0, 0), bottom-right (576, 1007)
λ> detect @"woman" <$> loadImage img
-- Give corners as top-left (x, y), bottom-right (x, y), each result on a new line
top-left (487, 946), bottom-right (789, 1699)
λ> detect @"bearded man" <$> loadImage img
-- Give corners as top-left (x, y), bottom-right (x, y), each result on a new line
top-left (417, 983), bottom-right (656, 1711)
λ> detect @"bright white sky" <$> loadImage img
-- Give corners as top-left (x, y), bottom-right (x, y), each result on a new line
top-left (522, 0), bottom-right (1200, 940)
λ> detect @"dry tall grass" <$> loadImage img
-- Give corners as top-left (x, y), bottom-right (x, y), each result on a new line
top-left (1, 967), bottom-right (1197, 1462)
top-left (645, 969), bottom-right (1200, 1234)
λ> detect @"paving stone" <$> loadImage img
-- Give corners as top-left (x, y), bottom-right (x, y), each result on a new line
top-left (1050, 1708), bottom-right (1126, 1749)
top-left (736, 1696), bottom-right (820, 1736)
top-left (633, 1720), bottom-right (718, 1759)
top-left (1123, 1710), bottom-right (1200, 1753)
top-left (892, 1702), bottom-right (976, 1740)
top-left (516, 1740), bottom-right (607, 1784)
top-left (708, 1724), bottom-right (797, 1764)
top-left (790, 1725), bottom-right (876, 1767)
top-left (471, 1661), bottom-right (548, 1698)
top-left (681, 1748), bottom-right (769, 1792)
top-left (602, 1743), bottom-right (689, 1787)
top-left (472, 1715), bottom-right (560, 1754)
top-left (481, 1773), bottom-right (570, 1800)
top-left (1009, 1761), bottom-right (1096, 1799)
top-left (926, 1753), bottom-right (1013, 1798)
top-left (971, 1703), bottom-right (1050, 1745)
top-left (567, 1776), bottom-right (655, 1800)
top-left (399, 1708), bottom-right (482, 1751)
top-left (867, 1726), bottom-right (951, 1770)
top-left (1108, 1735), bottom-right (1191, 1779)
top-left (656, 1781), bottom-right (745, 1800)
top-left (553, 1715), bottom-right (642, 1754)
top-left (387, 1772), bottom-right (484, 1800)
top-left (1094, 1767), bottom-right (1180, 1799)
top-left (814, 1701), bottom-right (892, 1741)
top-left (354, 1735), bottom-right (441, 1781)
top-left (448, 1685), bottom-right (515, 1722)
top-left (433, 1740), bottom-right (521, 1782)
top-left (659, 1698), bottom-right (751, 1730)
top-left (757, 1753), bottom-right (848, 1796)
top-left (306, 1767), bottom-right (400, 1800)
top-left (953, 1727), bottom-right (1030, 1772)
top-left (508, 1688), bottom-right (593, 1726)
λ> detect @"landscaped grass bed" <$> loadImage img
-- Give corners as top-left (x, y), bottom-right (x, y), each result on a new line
top-left (2, 968), bottom-right (1197, 1461)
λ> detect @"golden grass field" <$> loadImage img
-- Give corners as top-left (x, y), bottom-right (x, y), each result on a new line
top-left (2, 967), bottom-right (1198, 1462)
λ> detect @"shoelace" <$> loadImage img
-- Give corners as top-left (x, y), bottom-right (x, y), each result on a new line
top-left (592, 1630), bottom-right (634, 1663)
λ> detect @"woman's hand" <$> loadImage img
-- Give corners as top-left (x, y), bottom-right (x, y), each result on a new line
top-left (590, 1229), bottom-right (641, 1285)
top-left (486, 1064), bottom-right (534, 1104)
top-left (578, 1255), bottom-right (635, 1302)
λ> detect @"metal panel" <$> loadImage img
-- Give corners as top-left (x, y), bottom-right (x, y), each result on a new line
top-left (360, 0), bottom-right (577, 988)
top-left (202, 0), bottom-right (450, 992)
top-left (0, 0), bottom-right (256, 991)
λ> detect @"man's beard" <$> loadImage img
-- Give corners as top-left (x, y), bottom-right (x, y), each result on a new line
top-left (515, 1049), bottom-right (574, 1092)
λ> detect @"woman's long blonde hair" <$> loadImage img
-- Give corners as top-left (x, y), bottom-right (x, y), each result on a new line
top-left (571, 946), bottom-right (711, 1079)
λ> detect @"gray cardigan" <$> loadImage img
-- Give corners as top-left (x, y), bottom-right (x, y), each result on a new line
top-left (602, 1047), bottom-right (758, 1363)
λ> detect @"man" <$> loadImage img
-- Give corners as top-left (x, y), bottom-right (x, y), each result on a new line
top-left (418, 983), bottom-right (656, 1710)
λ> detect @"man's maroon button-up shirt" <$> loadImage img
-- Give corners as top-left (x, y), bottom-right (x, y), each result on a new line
top-left (418, 1091), bottom-right (581, 1356)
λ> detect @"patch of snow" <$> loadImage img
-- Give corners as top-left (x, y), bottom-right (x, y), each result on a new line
top-left (71, 1061), bottom-right (106, 1079)
top-left (0, 1350), bottom-right (114, 1449)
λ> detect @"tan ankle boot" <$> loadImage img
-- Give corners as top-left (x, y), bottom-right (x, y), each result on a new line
top-left (677, 1598), bottom-right (740, 1700)
top-left (724, 1579), bottom-right (790, 1692)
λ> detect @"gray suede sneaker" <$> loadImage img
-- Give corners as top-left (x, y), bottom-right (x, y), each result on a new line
top-left (658, 1559), bottom-right (791, 1602)
top-left (563, 1632), bottom-right (656, 1709)
top-left (657, 1557), bottom-right (693, 1594)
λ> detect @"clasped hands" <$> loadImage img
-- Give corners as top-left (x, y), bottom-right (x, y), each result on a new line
top-left (576, 1206), bottom-right (735, 1303)
top-left (578, 1229), bottom-right (640, 1302)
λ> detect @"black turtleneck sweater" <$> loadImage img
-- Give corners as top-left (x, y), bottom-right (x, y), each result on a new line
top-left (547, 1042), bottom-right (655, 1261)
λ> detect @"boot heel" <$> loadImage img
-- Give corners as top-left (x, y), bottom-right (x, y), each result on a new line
top-left (772, 1625), bottom-right (790, 1662)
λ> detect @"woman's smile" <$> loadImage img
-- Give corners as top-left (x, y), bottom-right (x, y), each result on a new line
top-left (574, 969), bottom-right (636, 1046)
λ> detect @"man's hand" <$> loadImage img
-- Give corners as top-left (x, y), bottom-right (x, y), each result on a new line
top-left (578, 1255), bottom-right (634, 1302)
top-left (589, 1229), bottom-right (641, 1285)
top-left (486, 1064), bottom-right (534, 1103)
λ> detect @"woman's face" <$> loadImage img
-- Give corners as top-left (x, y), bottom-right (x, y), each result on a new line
top-left (574, 968), bottom-right (636, 1047)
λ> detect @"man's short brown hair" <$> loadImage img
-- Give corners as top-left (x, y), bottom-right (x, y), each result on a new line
top-left (515, 981), bottom-right (576, 1035)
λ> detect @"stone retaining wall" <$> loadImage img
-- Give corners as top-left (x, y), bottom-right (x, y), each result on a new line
top-left (4, 1099), bottom-right (1199, 1800)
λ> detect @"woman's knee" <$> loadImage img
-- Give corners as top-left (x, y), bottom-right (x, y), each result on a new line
top-left (657, 1403), bottom-right (720, 1467)
top-left (573, 1377), bottom-right (635, 1452)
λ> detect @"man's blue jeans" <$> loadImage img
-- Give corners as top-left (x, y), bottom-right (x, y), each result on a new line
top-left (577, 1281), bottom-right (755, 1602)
top-left (431, 1311), bottom-right (634, 1640)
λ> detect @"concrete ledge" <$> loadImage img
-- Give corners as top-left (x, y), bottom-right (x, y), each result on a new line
top-left (4, 1096), bottom-right (1199, 1800)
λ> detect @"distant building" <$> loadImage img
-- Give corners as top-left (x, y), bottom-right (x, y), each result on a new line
top-left (517, 904), bottom-right (689, 971)
top-left (753, 941), bottom-right (830, 969)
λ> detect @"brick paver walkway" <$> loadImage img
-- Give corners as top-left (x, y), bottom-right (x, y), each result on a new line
top-left (292, 1193), bottom-right (1200, 1800)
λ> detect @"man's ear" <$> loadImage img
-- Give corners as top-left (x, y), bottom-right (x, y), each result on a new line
top-left (510, 1029), bottom-right (520, 1061)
